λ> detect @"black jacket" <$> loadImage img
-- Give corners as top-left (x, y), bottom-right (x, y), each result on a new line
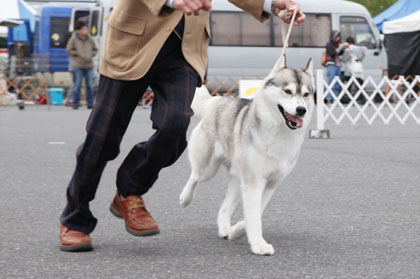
top-left (325, 31), bottom-right (344, 66)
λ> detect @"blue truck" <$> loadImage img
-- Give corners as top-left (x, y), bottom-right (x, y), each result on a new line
top-left (7, 1), bottom-right (113, 77)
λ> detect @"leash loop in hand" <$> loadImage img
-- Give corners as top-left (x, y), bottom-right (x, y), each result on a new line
top-left (278, 8), bottom-right (298, 59)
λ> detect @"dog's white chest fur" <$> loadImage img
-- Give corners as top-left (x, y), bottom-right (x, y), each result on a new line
top-left (243, 121), bottom-right (305, 183)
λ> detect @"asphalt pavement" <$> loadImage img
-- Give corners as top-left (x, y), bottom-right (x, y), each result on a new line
top-left (0, 105), bottom-right (419, 279)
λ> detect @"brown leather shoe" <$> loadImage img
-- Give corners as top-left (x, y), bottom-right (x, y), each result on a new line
top-left (59, 224), bottom-right (93, 252)
top-left (110, 192), bottom-right (160, 237)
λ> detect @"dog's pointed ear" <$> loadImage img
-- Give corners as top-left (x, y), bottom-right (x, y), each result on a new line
top-left (304, 58), bottom-right (313, 76)
top-left (273, 54), bottom-right (287, 72)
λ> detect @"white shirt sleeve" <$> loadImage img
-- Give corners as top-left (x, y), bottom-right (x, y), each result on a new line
top-left (165, 0), bottom-right (174, 8)
top-left (263, 0), bottom-right (274, 14)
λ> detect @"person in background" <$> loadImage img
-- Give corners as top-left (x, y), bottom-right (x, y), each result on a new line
top-left (59, 0), bottom-right (305, 252)
top-left (341, 36), bottom-right (367, 80)
top-left (325, 31), bottom-right (348, 103)
top-left (66, 21), bottom-right (97, 109)
top-left (341, 36), bottom-right (367, 103)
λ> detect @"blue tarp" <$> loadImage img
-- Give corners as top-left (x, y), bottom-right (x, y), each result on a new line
top-left (374, 0), bottom-right (420, 32)
top-left (17, 0), bottom-right (36, 32)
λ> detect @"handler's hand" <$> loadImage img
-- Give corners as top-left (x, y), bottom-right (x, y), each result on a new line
top-left (275, 0), bottom-right (305, 26)
top-left (173, 0), bottom-right (212, 16)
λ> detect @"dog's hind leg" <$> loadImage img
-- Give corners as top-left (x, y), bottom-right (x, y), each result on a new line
top-left (179, 126), bottom-right (222, 208)
top-left (179, 174), bottom-right (199, 208)
top-left (228, 220), bottom-right (245, 241)
top-left (217, 174), bottom-right (241, 239)
top-left (179, 155), bottom-right (223, 208)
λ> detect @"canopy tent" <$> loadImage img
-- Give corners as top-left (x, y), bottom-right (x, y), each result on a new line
top-left (374, 0), bottom-right (420, 33)
top-left (0, 0), bottom-right (36, 36)
top-left (383, 9), bottom-right (420, 34)
top-left (0, 19), bottom-right (24, 27)
top-left (383, 10), bottom-right (420, 77)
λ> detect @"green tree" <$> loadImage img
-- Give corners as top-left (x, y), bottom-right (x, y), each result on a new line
top-left (347, 0), bottom-right (399, 16)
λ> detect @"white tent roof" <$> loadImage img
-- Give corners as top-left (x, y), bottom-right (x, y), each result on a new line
top-left (0, 0), bottom-right (37, 37)
top-left (383, 9), bottom-right (420, 34)
top-left (0, 0), bottom-right (19, 36)
top-left (0, 0), bottom-right (20, 19)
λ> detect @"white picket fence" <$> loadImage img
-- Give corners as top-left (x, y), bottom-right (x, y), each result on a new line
top-left (310, 70), bottom-right (420, 138)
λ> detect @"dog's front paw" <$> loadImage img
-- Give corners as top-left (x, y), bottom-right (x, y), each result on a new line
top-left (228, 221), bottom-right (246, 240)
top-left (250, 241), bottom-right (275, 256)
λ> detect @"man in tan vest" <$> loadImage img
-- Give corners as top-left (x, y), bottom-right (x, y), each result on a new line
top-left (59, 0), bottom-right (305, 252)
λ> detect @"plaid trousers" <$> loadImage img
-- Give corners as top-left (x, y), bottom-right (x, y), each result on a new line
top-left (61, 28), bottom-right (199, 234)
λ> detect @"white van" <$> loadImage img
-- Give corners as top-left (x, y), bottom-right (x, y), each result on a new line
top-left (207, 0), bottom-right (386, 88)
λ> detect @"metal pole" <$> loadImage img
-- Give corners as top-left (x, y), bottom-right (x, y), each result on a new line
top-left (316, 69), bottom-right (325, 130)
top-left (309, 69), bottom-right (330, 139)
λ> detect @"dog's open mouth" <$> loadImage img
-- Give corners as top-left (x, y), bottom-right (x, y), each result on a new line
top-left (278, 105), bottom-right (303, 130)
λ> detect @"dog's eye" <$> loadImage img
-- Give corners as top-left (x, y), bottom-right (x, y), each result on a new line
top-left (284, 89), bottom-right (292, 95)
top-left (303, 92), bottom-right (310, 98)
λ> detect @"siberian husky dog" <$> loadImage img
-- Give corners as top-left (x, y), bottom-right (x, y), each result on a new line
top-left (179, 55), bottom-right (314, 256)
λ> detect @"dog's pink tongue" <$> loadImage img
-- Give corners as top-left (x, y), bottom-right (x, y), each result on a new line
top-left (288, 115), bottom-right (303, 128)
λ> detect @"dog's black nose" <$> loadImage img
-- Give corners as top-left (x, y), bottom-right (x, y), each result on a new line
top-left (296, 106), bottom-right (306, 117)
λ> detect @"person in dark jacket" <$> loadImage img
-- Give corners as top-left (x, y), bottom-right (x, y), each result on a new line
top-left (325, 31), bottom-right (348, 102)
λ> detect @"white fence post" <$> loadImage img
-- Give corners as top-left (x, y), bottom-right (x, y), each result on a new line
top-left (309, 69), bottom-right (330, 139)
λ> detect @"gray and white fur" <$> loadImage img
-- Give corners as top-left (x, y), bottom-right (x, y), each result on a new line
top-left (179, 55), bottom-right (314, 256)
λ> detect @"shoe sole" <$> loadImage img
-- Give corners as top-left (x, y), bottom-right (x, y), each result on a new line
top-left (109, 205), bottom-right (160, 237)
top-left (60, 243), bottom-right (93, 252)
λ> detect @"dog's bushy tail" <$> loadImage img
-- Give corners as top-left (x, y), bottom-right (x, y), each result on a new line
top-left (191, 86), bottom-right (212, 120)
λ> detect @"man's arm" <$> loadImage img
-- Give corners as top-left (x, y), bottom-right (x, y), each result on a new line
top-left (171, 0), bottom-right (211, 16)
top-left (168, 0), bottom-right (304, 24)
top-left (140, 0), bottom-right (169, 16)
top-left (91, 40), bottom-right (98, 57)
top-left (228, 0), bottom-right (305, 23)
top-left (165, 0), bottom-right (266, 20)
top-left (228, 0), bottom-right (267, 22)
top-left (147, 0), bottom-right (305, 25)
top-left (66, 37), bottom-right (77, 57)
top-left (263, 0), bottom-right (306, 25)
top-left (139, 0), bottom-right (211, 16)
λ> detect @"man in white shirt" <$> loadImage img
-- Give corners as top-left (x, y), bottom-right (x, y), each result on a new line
top-left (341, 36), bottom-right (368, 103)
